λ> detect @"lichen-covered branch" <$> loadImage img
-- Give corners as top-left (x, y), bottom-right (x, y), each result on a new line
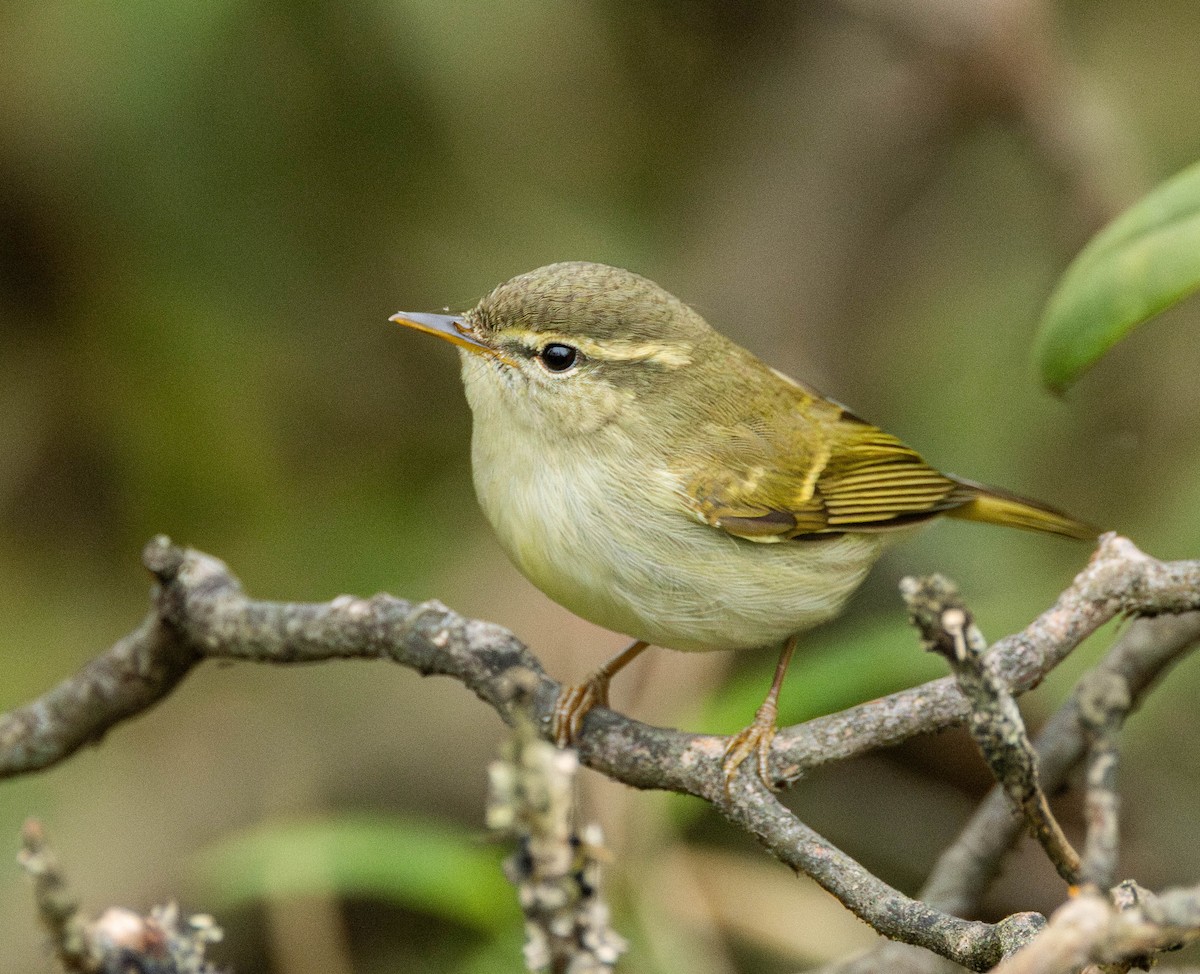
top-left (18, 820), bottom-right (223, 974)
top-left (3, 533), bottom-right (1200, 972)
top-left (813, 615), bottom-right (1200, 974)
top-left (708, 777), bottom-right (1045, 971)
top-left (17, 819), bottom-right (93, 972)
top-left (775, 535), bottom-right (1200, 783)
top-left (1075, 670), bottom-right (1129, 893)
top-left (919, 610), bottom-right (1200, 922)
top-left (992, 883), bottom-right (1200, 974)
top-left (487, 673), bottom-right (628, 973)
top-left (901, 574), bottom-right (1081, 887)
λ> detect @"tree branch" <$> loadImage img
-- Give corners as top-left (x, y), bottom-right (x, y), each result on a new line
top-left (3, 533), bottom-right (1199, 972)
top-left (921, 610), bottom-right (1200, 920)
top-left (902, 574), bottom-right (1081, 886)
top-left (487, 674), bottom-right (628, 973)
top-left (992, 882), bottom-right (1200, 974)
top-left (18, 819), bottom-right (223, 974)
top-left (814, 612), bottom-right (1200, 973)
top-left (773, 534), bottom-right (1200, 783)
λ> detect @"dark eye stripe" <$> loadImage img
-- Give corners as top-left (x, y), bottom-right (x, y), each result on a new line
top-left (538, 343), bottom-right (578, 373)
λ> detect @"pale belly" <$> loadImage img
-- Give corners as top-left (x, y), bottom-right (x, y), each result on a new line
top-left (471, 428), bottom-right (894, 652)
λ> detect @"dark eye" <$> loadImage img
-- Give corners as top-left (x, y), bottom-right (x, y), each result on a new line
top-left (537, 343), bottom-right (579, 373)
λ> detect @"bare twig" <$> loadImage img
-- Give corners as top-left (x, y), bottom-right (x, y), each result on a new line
top-left (815, 612), bottom-right (1200, 974)
top-left (18, 819), bottom-right (94, 972)
top-left (710, 777), bottom-right (1044, 971)
top-left (774, 535), bottom-right (1200, 783)
top-left (18, 820), bottom-right (224, 974)
top-left (2, 534), bottom-right (1199, 972)
top-left (1076, 671), bottom-right (1129, 893)
top-left (920, 611), bottom-right (1200, 920)
top-left (993, 883), bottom-right (1200, 974)
top-left (0, 535), bottom-right (550, 781)
top-left (487, 672), bottom-right (627, 973)
top-left (902, 574), bottom-right (1081, 886)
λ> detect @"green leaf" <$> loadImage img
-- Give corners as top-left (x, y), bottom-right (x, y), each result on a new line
top-left (1035, 159), bottom-right (1200, 393)
top-left (190, 813), bottom-right (518, 934)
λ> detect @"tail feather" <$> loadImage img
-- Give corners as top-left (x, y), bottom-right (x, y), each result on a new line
top-left (945, 476), bottom-right (1098, 541)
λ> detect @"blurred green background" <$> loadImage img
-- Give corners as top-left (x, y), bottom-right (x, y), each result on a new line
top-left (2, 2), bottom-right (1199, 972)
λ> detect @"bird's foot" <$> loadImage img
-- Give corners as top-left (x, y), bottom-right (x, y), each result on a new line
top-left (551, 672), bottom-right (612, 747)
top-left (550, 640), bottom-right (649, 747)
top-left (722, 698), bottom-right (780, 792)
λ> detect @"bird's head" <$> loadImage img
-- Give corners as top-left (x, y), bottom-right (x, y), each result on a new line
top-left (391, 262), bottom-right (717, 437)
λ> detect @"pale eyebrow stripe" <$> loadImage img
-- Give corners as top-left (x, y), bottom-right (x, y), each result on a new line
top-left (506, 329), bottom-right (693, 368)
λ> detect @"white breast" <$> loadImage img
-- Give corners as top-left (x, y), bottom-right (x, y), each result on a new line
top-left (471, 427), bottom-right (891, 652)
top-left (460, 351), bottom-right (896, 652)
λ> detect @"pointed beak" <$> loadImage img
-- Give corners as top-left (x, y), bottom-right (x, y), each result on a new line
top-left (388, 311), bottom-right (494, 357)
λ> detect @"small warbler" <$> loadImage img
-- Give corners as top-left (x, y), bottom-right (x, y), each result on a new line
top-left (391, 261), bottom-right (1094, 788)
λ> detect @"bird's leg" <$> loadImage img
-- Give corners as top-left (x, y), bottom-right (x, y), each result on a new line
top-left (722, 635), bottom-right (798, 791)
top-left (552, 640), bottom-right (650, 746)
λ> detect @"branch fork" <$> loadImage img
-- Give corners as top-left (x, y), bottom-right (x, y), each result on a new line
top-left (4, 532), bottom-right (1200, 972)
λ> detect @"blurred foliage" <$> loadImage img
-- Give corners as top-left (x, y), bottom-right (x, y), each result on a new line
top-left (702, 613), bottom-right (948, 738)
top-left (1036, 158), bottom-right (1200, 392)
top-left (193, 814), bottom-right (517, 932)
top-left (2, 1), bottom-right (1200, 972)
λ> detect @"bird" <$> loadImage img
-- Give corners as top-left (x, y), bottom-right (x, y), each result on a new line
top-left (390, 261), bottom-right (1095, 788)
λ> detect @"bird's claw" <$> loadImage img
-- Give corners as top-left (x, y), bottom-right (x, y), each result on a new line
top-left (551, 673), bottom-right (611, 747)
top-left (722, 702), bottom-right (780, 792)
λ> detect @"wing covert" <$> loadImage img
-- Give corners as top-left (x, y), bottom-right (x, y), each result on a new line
top-left (677, 402), bottom-right (970, 542)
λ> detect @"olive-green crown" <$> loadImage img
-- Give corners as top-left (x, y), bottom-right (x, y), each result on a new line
top-left (467, 261), bottom-right (710, 347)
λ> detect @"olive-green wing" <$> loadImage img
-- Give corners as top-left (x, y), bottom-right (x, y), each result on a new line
top-left (675, 380), bottom-right (1096, 543)
top-left (678, 408), bottom-right (971, 542)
